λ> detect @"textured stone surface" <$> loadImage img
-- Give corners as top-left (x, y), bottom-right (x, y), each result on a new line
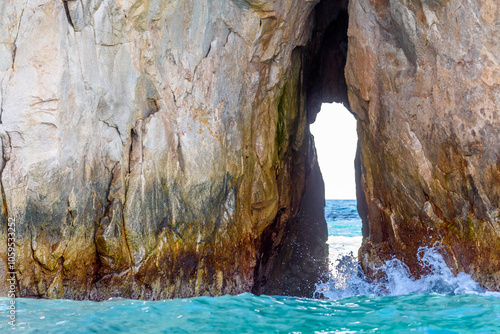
top-left (0, 0), bottom-right (333, 299)
top-left (7, 0), bottom-right (498, 301)
top-left (347, 0), bottom-right (500, 289)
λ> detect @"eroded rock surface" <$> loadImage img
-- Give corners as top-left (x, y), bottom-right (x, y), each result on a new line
top-left (0, 0), bottom-right (335, 299)
top-left (7, 0), bottom-right (497, 300)
top-left (347, 0), bottom-right (500, 289)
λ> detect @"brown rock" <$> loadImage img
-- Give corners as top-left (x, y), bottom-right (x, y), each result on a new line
top-left (6, 0), bottom-right (497, 301)
top-left (0, 0), bottom-right (339, 299)
top-left (347, 0), bottom-right (500, 290)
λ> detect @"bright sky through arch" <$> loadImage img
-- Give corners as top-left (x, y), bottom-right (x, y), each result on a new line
top-left (310, 103), bottom-right (357, 200)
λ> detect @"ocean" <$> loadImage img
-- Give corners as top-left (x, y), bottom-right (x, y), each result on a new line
top-left (2, 200), bottom-right (500, 333)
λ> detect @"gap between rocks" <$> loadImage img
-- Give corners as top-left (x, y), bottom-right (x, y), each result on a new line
top-left (252, 0), bottom-right (354, 298)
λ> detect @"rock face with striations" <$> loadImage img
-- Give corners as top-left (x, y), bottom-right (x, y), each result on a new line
top-left (0, 0), bottom-right (343, 299)
top-left (4, 0), bottom-right (499, 300)
top-left (347, 0), bottom-right (500, 290)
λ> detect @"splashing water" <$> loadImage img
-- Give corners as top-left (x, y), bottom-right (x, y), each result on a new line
top-left (317, 244), bottom-right (500, 300)
top-left (317, 200), bottom-right (500, 301)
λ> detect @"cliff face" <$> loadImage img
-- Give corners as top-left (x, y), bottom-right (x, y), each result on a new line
top-left (0, 0), bottom-right (340, 299)
top-left (4, 0), bottom-right (498, 300)
top-left (347, 0), bottom-right (500, 289)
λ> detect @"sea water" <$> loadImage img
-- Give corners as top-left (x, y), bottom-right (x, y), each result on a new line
top-left (2, 200), bottom-right (500, 333)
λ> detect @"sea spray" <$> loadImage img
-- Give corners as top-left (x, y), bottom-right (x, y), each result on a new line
top-left (317, 242), bottom-right (500, 300)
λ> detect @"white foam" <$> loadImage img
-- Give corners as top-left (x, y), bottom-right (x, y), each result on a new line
top-left (316, 242), bottom-right (500, 300)
top-left (326, 235), bottom-right (362, 280)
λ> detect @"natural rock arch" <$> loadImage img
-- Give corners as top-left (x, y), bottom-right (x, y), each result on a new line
top-left (252, 0), bottom-right (351, 296)
top-left (1, 0), bottom-right (500, 300)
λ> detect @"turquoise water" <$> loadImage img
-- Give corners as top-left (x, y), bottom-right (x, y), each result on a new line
top-left (2, 293), bottom-right (500, 333)
top-left (324, 200), bottom-right (362, 237)
top-left (2, 200), bottom-right (500, 333)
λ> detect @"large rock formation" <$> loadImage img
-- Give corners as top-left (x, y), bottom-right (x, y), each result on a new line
top-left (4, 0), bottom-right (499, 300)
top-left (347, 0), bottom-right (500, 289)
top-left (0, 0), bottom-right (346, 299)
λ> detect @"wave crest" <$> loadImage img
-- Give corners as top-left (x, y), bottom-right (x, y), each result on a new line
top-left (316, 242), bottom-right (500, 300)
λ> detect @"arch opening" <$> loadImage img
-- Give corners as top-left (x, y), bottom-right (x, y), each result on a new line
top-left (252, 0), bottom-right (358, 298)
top-left (310, 103), bottom-right (357, 201)
top-left (311, 102), bottom-right (363, 279)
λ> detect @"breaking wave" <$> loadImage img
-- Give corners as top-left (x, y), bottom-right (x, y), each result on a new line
top-left (316, 241), bottom-right (500, 300)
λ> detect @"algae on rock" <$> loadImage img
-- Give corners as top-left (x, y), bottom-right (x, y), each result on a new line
top-left (0, 0), bottom-right (334, 299)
